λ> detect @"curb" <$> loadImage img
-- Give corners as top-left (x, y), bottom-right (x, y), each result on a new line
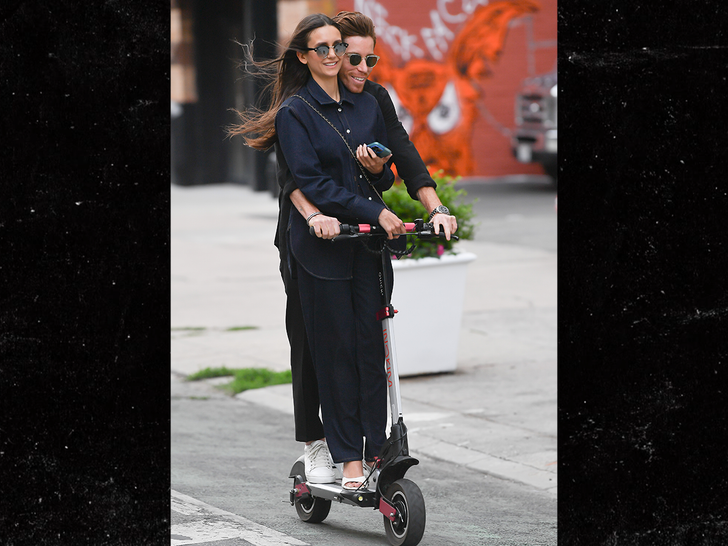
top-left (235, 384), bottom-right (556, 497)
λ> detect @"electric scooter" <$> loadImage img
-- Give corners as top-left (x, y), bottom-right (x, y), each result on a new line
top-left (289, 220), bottom-right (457, 546)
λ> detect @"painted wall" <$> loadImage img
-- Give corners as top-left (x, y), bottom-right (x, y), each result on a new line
top-left (336, 0), bottom-right (556, 178)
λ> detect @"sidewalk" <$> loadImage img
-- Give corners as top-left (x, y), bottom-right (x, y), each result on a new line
top-left (171, 182), bottom-right (557, 497)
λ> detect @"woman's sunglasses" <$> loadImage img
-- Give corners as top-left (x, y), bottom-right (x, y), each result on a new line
top-left (346, 53), bottom-right (380, 68)
top-left (306, 42), bottom-right (348, 58)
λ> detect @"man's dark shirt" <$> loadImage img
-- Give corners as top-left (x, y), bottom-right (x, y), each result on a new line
top-left (274, 79), bottom-right (437, 275)
top-left (361, 80), bottom-right (436, 199)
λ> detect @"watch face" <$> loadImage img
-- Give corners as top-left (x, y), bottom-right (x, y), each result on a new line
top-left (430, 205), bottom-right (449, 220)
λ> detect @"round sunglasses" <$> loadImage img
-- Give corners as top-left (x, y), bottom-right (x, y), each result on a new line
top-left (306, 42), bottom-right (348, 58)
top-left (346, 53), bottom-right (380, 68)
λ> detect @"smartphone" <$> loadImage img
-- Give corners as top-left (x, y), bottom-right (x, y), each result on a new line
top-left (367, 141), bottom-right (392, 158)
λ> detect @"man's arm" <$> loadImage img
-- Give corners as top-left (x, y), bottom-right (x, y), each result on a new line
top-left (365, 81), bottom-right (458, 239)
top-left (365, 80), bottom-right (435, 200)
top-left (416, 186), bottom-right (458, 239)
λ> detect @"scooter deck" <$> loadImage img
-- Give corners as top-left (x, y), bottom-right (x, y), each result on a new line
top-left (290, 456), bottom-right (380, 507)
top-left (306, 481), bottom-right (378, 508)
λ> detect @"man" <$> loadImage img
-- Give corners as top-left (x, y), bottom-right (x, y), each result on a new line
top-left (274, 11), bottom-right (458, 483)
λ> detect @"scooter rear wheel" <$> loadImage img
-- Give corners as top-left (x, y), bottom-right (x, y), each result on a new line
top-left (383, 478), bottom-right (426, 546)
top-left (295, 495), bottom-right (331, 523)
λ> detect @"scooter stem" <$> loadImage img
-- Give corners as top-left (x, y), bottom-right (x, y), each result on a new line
top-left (382, 316), bottom-right (404, 423)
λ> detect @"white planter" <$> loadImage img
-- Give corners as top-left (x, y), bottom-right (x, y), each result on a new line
top-left (390, 251), bottom-right (477, 376)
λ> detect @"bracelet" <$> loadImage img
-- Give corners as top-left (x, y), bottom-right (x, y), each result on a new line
top-left (306, 211), bottom-right (322, 226)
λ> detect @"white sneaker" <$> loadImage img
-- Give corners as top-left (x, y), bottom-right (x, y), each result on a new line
top-left (304, 440), bottom-right (336, 484)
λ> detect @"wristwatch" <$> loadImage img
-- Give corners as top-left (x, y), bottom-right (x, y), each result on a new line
top-left (428, 205), bottom-right (450, 220)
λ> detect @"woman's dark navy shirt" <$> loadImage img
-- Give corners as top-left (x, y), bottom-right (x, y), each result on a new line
top-left (275, 77), bottom-right (394, 280)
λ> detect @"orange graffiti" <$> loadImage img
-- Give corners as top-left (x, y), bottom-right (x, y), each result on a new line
top-left (371, 0), bottom-right (540, 176)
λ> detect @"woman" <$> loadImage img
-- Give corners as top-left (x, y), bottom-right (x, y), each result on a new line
top-left (229, 14), bottom-right (398, 490)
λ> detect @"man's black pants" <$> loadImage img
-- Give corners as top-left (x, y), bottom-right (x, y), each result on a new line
top-left (281, 258), bottom-right (325, 443)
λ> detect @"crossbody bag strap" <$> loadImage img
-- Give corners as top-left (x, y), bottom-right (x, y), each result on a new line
top-left (292, 94), bottom-right (391, 211)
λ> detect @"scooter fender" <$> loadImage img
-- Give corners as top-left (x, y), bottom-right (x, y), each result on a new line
top-left (289, 455), bottom-right (306, 480)
top-left (377, 454), bottom-right (419, 493)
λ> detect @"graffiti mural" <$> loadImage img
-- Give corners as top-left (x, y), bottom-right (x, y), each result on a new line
top-left (355, 0), bottom-right (541, 176)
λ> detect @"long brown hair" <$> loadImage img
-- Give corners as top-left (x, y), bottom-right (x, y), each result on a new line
top-left (227, 14), bottom-right (340, 151)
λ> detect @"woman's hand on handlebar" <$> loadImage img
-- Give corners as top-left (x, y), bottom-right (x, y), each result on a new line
top-left (309, 214), bottom-right (341, 239)
top-left (377, 209), bottom-right (407, 240)
top-left (356, 144), bottom-right (390, 175)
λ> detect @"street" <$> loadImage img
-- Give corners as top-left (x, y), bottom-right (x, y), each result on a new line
top-left (458, 175), bottom-right (557, 251)
top-left (172, 380), bottom-right (556, 546)
top-left (171, 177), bottom-right (557, 545)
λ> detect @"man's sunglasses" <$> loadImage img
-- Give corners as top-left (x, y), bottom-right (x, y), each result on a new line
top-left (306, 42), bottom-right (348, 58)
top-left (346, 53), bottom-right (380, 68)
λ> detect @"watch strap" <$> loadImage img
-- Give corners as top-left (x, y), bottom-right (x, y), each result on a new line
top-left (429, 205), bottom-right (450, 220)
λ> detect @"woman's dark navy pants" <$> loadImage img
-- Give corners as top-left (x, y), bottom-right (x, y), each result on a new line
top-left (295, 245), bottom-right (388, 464)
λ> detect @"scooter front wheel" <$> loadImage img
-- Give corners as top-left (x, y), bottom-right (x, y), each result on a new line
top-left (295, 494), bottom-right (331, 523)
top-left (383, 478), bottom-right (426, 546)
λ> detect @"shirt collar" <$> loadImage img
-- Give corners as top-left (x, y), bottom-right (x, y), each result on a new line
top-left (306, 76), bottom-right (354, 106)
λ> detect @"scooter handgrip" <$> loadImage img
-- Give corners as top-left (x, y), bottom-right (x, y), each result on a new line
top-left (339, 224), bottom-right (359, 235)
top-left (310, 224), bottom-right (361, 239)
top-left (355, 223), bottom-right (415, 234)
top-left (432, 232), bottom-right (459, 241)
top-left (422, 221), bottom-right (459, 240)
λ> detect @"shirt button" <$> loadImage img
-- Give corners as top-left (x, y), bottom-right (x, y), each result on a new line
top-left (368, 197), bottom-right (372, 200)
top-left (338, 108), bottom-right (342, 112)
top-left (359, 175), bottom-right (363, 178)
top-left (346, 129), bottom-right (351, 134)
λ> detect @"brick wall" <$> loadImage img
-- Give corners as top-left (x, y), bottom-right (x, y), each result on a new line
top-left (335, 0), bottom-right (556, 178)
top-left (278, 0), bottom-right (339, 45)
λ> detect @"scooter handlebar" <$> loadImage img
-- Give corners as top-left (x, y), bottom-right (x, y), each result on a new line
top-left (308, 220), bottom-right (458, 240)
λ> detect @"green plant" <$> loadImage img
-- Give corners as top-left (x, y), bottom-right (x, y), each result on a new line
top-left (186, 366), bottom-right (292, 395)
top-left (382, 170), bottom-right (477, 260)
top-left (186, 367), bottom-right (236, 380)
top-left (223, 368), bottom-right (292, 395)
